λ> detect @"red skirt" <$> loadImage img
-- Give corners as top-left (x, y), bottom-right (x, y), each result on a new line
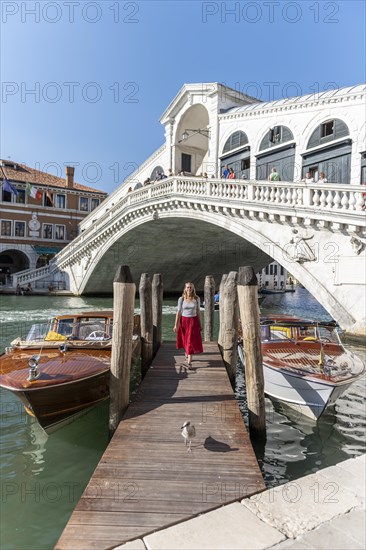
top-left (176, 316), bottom-right (203, 355)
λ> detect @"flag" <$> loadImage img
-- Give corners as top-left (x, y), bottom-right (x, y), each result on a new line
top-left (3, 178), bottom-right (19, 196)
top-left (25, 182), bottom-right (42, 200)
top-left (46, 190), bottom-right (54, 206)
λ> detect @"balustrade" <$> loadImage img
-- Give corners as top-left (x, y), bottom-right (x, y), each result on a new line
top-left (53, 177), bottom-right (364, 272)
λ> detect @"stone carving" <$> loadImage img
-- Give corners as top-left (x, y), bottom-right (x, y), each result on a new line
top-left (350, 236), bottom-right (364, 255)
top-left (286, 229), bottom-right (317, 263)
top-left (28, 213), bottom-right (40, 231)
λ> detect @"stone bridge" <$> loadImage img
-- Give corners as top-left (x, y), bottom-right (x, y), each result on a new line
top-left (17, 177), bottom-right (366, 336)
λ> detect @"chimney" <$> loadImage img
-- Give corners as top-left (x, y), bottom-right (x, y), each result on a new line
top-left (65, 166), bottom-right (75, 188)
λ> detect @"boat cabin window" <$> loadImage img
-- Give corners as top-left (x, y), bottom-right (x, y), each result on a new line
top-left (260, 325), bottom-right (271, 341)
top-left (317, 326), bottom-right (339, 344)
top-left (76, 317), bottom-right (111, 340)
top-left (261, 325), bottom-right (293, 341)
top-left (298, 326), bottom-right (316, 339)
top-left (269, 326), bottom-right (292, 340)
top-left (56, 319), bottom-right (75, 337)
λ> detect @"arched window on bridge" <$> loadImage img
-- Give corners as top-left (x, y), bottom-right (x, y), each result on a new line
top-left (151, 166), bottom-right (164, 181)
top-left (256, 125), bottom-right (295, 181)
top-left (302, 119), bottom-right (351, 183)
top-left (259, 126), bottom-right (294, 151)
top-left (220, 131), bottom-right (250, 179)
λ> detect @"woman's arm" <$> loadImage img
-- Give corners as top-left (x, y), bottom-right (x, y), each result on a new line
top-left (173, 311), bottom-right (181, 333)
top-left (196, 298), bottom-right (202, 330)
top-left (174, 297), bottom-right (183, 333)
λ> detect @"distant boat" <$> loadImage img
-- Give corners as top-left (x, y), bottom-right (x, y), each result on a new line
top-left (238, 315), bottom-right (365, 420)
top-left (259, 287), bottom-right (286, 295)
top-left (201, 295), bottom-right (265, 309)
top-left (0, 311), bottom-right (141, 433)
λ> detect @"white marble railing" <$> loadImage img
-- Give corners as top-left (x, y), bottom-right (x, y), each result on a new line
top-left (14, 262), bottom-right (60, 285)
top-left (55, 177), bottom-right (365, 266)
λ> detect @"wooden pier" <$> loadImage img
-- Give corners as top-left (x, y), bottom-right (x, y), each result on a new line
top-left (56, 341), bottom-right (265, 549)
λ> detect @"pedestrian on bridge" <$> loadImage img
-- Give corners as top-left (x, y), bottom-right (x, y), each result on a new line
top-left (174, 282), bottom-right (203, 369)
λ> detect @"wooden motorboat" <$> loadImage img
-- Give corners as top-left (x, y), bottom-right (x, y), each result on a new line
top-left (238, 315), bottom-right (365, 420)
top-left (0, 311), bottom-right (141, 433)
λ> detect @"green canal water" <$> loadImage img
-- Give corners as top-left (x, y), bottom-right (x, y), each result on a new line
top-left (0, 291), bottom-right (365, 550)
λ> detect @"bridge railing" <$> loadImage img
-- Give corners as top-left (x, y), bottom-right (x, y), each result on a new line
top-left (55, 177), bottom-right (365, 266)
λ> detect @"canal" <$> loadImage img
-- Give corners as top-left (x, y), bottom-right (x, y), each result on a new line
top-left (0, 290), bottom-right (365, 550)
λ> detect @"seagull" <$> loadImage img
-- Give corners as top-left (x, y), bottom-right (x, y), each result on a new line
top-left (181, 420), bottom-right (196, 452)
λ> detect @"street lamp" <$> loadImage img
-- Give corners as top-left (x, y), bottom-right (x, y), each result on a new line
top-left (180, 128), bottom-right (210, 142)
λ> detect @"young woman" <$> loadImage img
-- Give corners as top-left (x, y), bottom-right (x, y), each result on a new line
top-left (173, 282), bottom-right (203, 368)
top-left (228, 167), bottom-right (235, 179)
top-left (318, 172), bottom-right (327, 183)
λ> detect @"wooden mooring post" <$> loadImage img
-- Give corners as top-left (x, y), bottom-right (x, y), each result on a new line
top-left (152, 273), bottom-right (163, 356)
top-left (237, 266), bottom-right (266, 441)
top-left (204, 275), bottom-right (215, 341)
top-left (221, 271), bottom-right (238, 388)
top-left (218, 273), bottom-right (228, 350)
top-left (109, 265), bottom-right (136, 439)
top-left (140, 273), bottom-right (153, 378)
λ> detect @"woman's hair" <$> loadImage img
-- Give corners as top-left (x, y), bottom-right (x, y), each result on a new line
top-left (319, 172), bottom-right (325, 178)
top-left (182, 282), bottom-right (198, 300)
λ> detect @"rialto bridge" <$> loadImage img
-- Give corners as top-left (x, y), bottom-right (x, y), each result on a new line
top-left (16, 177), bottom-right (366, 336)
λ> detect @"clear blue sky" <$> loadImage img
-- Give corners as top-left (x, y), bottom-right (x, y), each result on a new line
top-left (1, 0), bottom-right (365, 194)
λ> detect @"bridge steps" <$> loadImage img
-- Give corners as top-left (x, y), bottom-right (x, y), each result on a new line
top-left (56, 341), bottom-right (265, 549)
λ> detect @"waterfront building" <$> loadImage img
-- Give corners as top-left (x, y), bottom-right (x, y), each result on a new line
top-left (257, 261), bottom-right (287, 291)
top-left (0, 161), bottom-right (107, 286)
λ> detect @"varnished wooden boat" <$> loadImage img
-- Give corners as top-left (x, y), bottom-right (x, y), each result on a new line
top-left (0, 311), bottom-right (141, 432)
top-left (238, 315), bottom-right (365, 420)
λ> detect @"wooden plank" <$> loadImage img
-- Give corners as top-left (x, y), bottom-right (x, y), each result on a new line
top-left (56, 341), bottom-right (265, 550)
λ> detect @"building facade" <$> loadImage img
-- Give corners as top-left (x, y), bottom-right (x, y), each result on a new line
top-left (257, 261), bottom-right (288, 291)
top-left (0, 161), bottom-right (107, 286)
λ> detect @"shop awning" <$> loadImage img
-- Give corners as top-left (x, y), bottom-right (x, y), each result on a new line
top-left (33, 246), bottom-right (63, 255)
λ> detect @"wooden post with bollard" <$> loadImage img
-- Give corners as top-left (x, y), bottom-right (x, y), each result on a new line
top-left (109, 265), bottom-right (136, 440)
top-left (204, 275), bottom-right (215, 342)
top-left (152, 273), bottom-right (163, 356)
top-left (221, 271), bottom-right (238, 388)
top-left (139, 273), bottom-right (153, 378)
top-left (237, 266), bottom-right (266, 440)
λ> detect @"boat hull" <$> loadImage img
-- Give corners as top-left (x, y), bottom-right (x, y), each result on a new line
top-left (13, 370), bottom-right (110, 432)
top-left (237, 342), bottom-right (362, 420)
top-left (263, 362), bottom-right (353, 420)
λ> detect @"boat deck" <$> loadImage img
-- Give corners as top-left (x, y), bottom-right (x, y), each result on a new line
top-left (56, 341), bottom-right (265, 549)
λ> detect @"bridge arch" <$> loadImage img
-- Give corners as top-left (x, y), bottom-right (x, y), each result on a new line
top-left (75, 208), bottom-right (357, 334)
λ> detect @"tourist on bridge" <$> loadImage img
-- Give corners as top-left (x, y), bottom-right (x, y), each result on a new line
top-left (228, 167), bottom-right (236, 179)
top-left (174, 282), bottom-right (203, 369)
top-left (222, 164), bottom-right (230, 179)
top-left (268, 167), bottom-right (281, 181)
top-left (302, 171), bottom-right (314, 183)
top-left (318, 172), bottom-right (328, 183)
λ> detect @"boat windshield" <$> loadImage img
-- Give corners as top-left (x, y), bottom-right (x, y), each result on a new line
top-left (25, 323), bottom-right (50, 341)
top-left (260, 323), bottom-right (340, 344)
top-left (22, 316), bottom-right (112, 342)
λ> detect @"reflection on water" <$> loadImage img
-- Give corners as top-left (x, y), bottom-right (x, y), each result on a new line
top-left (22, 422), bottom-right (49, 476)
top-left (0, 290), bottom-right (365, 549)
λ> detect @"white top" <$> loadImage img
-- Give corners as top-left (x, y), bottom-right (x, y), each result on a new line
top-left (177, 297), bottom-right (200, 317)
